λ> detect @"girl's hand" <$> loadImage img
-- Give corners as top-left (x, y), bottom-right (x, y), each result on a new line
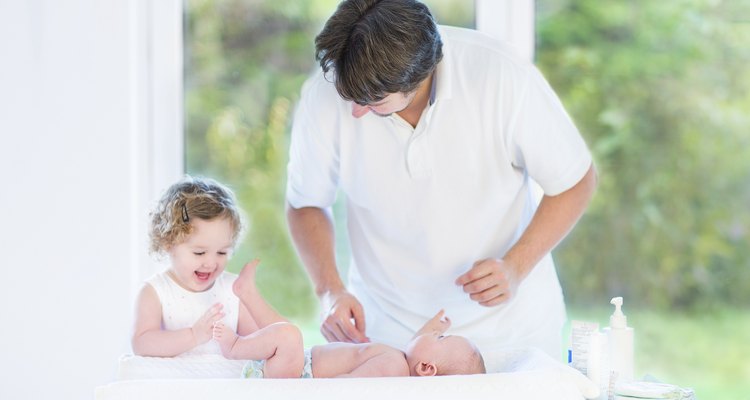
top-left (191, 303), bottom-right (225, 346)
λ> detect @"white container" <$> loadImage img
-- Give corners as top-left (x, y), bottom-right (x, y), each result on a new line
top-left (602, 297), bottom-right (634, 383)
top-left (570, 320), bottom-right (599, 376)
top-left (586, 330), bottom-right (609, 390)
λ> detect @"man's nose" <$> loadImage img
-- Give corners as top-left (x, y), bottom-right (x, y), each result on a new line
top-left (351, 103), bottom-right (371, 118)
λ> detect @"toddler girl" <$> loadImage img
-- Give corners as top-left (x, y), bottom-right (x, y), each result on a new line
top-left (131, 176), bottom-right (304, 378)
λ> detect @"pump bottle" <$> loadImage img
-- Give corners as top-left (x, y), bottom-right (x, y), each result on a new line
top-left (602, 297), bottom-right (634, 383)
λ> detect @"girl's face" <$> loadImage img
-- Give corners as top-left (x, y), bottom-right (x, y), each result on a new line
top-left (167, 217), bottom-right (234, 292)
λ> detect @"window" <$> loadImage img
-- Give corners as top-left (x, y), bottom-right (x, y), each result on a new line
top-left (182, 2), bottom-right (748, 396)
top-left (183, 0), bottom-right (476, 327)
top-left (536, 1), bottom-right (749, 397)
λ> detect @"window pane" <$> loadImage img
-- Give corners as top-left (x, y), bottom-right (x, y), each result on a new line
top-left (536, 1), bottom-right (750, 398)
top-left (183, 0), bottom-right (475, 321)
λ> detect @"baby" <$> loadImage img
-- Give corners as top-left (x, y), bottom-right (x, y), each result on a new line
top-left (214, 262), bottom-right (486, 378)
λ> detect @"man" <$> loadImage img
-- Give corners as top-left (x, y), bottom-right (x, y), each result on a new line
top-left (285, 0), bottom-right (597, 366)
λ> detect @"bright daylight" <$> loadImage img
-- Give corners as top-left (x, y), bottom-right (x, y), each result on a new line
top-left (2, 1), bottom-right (748, 400)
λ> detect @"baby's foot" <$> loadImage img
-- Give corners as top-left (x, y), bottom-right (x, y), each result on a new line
top-left (213, 321), bottom-right (239, 359)
top-left (233, 259), bottom-right (260, 297)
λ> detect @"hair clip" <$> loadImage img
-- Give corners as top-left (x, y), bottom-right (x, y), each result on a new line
top-left (181, 204), bottom-right (190, 223)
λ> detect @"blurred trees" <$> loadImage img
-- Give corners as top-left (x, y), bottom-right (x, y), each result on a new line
top-left (537, 0), bottom-right (750, 310)
top-left (184, 0), bottom-right (474, 318)
top-left (185, 0), bottom-right (748, 317)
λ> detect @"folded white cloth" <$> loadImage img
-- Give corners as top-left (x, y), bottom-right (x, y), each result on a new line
top-left (615, 381), bottom-right (696, 400)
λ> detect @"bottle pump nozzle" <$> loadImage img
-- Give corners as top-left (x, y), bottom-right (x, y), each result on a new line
top-left (610, 297), bottom-right (627, 329)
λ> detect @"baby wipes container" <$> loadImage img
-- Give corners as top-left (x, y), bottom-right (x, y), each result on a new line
top-left (602, 297), bottom-right (634, 383)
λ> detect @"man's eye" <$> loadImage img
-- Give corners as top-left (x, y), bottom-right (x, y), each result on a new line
top-left (193, 252), bottom-right (205, 256)
top-left (218, 252), bottom-right (227, 256)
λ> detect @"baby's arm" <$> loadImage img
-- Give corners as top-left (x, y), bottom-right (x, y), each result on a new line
top-left (412, 309), bottom-right (450, 339)
top-left (131, 284), bottom-right (224, 357)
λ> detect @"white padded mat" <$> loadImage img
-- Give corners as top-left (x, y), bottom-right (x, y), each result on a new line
top-left (99, 347), bottom-right (599, 400)
top-left (117, 354), bottom-right (246, 380)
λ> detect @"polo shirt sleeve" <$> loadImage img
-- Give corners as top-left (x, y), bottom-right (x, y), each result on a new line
top-left (285, 74), bottom-right (341, 209)
top-left (506, 65), bottom-right (592, 196)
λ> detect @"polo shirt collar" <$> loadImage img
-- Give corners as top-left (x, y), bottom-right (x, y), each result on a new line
top-left (430, 27), bottom-right (453, 105)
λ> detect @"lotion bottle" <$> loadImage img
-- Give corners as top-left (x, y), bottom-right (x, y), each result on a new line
top-left (602, 296), bottom-right (634, 383)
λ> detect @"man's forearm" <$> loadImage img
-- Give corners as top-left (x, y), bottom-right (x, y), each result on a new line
top-left (505, 164), bottom-right (598, 278)
top-left (286, 204), bottom-right (345, 297)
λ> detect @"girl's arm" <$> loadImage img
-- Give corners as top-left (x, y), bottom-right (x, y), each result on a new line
top-left (131, 284), bottom-right (223, 357)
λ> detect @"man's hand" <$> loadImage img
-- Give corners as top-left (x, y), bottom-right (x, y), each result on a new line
top-left (191, 303), bottom-right (225, 346)
top-left (320, 289), bottom-right (370, 343)
top-left (455, 258), bottom-right (523, 307)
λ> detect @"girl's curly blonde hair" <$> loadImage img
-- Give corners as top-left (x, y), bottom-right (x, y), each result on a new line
top-left (149, 176), bottom-right (244, 255)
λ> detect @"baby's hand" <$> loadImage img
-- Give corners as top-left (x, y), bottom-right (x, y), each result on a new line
top-left (425, 309), bottom-right (451, 333)
top-left (414, 309), bottom-right (451, 338)
top-left (191, 303), bottom-right (225, 346)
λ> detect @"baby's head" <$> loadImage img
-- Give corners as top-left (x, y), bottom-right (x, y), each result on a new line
top-left (149, 176), bottom-right (244, 291)
top-left (404, 332), bottom-right (486, 377)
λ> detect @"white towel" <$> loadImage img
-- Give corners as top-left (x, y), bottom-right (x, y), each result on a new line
top-left (615, 380), bottom-right (696, 400)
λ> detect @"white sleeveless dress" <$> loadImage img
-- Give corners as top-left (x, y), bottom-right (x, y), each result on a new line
top-left (146, 271), bottom-right (240, 356)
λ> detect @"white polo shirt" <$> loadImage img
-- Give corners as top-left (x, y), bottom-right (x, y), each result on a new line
top-left (286, 26), bottom-right (592, 360)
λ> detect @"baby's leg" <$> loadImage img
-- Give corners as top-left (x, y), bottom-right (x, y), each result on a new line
top-left (233, 259), bottom-right (260, 301)
top-left (258, 322), bottom-right (305, 378)
top-left (213, 322), bottom-right (240, 359)
top-left (230, 260), bottom-right (304, 377)
top-left (215, 321), bottom-right (304, 378)
top-left (233, 260), bottom-right (292, 328)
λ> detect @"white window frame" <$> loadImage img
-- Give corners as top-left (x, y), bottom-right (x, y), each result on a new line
top-left (130, 0), bottom-right (184, 296)
top-left (476, 0), bottom-right (535, 62)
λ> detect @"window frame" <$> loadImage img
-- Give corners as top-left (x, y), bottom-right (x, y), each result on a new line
top-left (476, 0), bottom-right (535, 62)
top-left (131, 0), bottom-right (184, 293)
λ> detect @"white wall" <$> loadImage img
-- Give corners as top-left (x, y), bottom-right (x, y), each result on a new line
top-left (0, 1), bottom-right (181, 398)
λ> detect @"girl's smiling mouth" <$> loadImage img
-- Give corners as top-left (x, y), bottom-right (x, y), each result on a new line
top-left (195, 271), bottom-right (211, 281)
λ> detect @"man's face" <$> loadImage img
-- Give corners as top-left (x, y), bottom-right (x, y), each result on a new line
top-left (351, 90), bottom-right (418, 118)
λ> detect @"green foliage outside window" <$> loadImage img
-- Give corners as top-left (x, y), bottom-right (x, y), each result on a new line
top-left (184, 1), bottom-right (749, 396)
top-left (184, 0), bottom-right (474, 318)
top-left (536, 0), bottom-right (750, 311)
top-left (184, 0), bottom-right (749, 316)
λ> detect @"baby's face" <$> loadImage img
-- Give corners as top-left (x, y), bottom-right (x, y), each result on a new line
top-left (404, 331), bottom-right (475, 372)
top-left (167, 217), bottom-right (234, 292)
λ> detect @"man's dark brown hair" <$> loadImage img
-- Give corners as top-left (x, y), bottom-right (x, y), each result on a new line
top-left (315, 0), bottom-right (443, 105)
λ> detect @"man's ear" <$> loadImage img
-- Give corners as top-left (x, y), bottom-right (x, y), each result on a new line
top-left (416, 361), bottom-right (437, 376)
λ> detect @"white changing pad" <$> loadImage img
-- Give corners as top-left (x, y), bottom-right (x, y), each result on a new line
top-left (98, 347), bottom-right (599, 400)
top-left (117, 354), bottom-right (246, 379)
